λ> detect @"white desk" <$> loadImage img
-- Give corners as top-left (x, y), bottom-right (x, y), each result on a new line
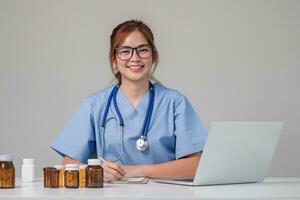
top-left (0, 178), bottom-right (300, 200)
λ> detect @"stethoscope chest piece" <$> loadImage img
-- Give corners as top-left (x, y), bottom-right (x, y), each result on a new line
top-left (136, 136), bottom-right (148, 151)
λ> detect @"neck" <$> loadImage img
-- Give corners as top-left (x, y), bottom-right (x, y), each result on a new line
top-left (119, 79), bottom-right (149, 106)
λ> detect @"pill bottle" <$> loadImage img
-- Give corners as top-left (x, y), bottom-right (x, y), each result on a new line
top-left (79, 164), bottom-right (87, 188)
top-left (54, 165), bottom-right (64, 188)
top-left (43, 167), bottom-right (56, 188)
top-left (86, 159), bottom-right (103, 188)
top-left (21, 158), bottom-right (35, 182)
top-left (64, 164), bottom-right (79, 188)
top-left (0, 154), bottom-right (15, 188)
top-left (49, 168), bottom-right (59, 188)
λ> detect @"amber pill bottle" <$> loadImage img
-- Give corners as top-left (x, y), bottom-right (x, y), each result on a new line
top-left (64, 164), bottom-right (79, 188)
top-left (0, 154), bottom-right (15, 189)
top-left (86, 159), bottom-right (103, 188)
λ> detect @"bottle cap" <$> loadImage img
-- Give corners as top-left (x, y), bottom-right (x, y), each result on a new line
top-left (0, 154), bottom-right (12, 161)
top-left (65, 164), bottom-right (78, 171)
top-left (79, 164), bottom-right (88, 169)
top-left (23, 158), bottom-right (34, 164)
top-left (88, 159), bottom-right (101, 166)
top-left (54, 165), bottom-right (65, 169)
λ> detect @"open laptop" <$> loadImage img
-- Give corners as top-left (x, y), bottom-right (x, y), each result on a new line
top-left (153, 122), bottom-right (283, 186)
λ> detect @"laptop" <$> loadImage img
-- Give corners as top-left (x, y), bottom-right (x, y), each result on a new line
top-left (153, 122), bottom-right (283, 186)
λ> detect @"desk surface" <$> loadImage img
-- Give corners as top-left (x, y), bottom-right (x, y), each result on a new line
top-left (0, 177), bottom-right (300, 200)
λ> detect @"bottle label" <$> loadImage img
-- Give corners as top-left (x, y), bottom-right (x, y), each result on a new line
top-left (0, 169), bottom-right (15, 188)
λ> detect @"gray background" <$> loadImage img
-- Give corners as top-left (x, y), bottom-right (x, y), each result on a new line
top-left (0, 0), bottom-right (299, 178)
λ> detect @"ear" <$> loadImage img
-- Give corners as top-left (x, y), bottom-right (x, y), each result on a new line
top-left (112, 57), bottom-right (118, 69)
top-left (113, 64), bottom-right (118, 70)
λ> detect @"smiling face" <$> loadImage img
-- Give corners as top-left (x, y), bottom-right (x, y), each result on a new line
top-left (112, 31), bottom-right (153, 84)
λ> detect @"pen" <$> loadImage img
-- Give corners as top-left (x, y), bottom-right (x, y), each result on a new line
top-left (98, 156), bottom-right (106, 163)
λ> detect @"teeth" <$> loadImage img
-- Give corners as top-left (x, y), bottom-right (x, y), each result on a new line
top-left (128, 65), bottom-right (143, 69)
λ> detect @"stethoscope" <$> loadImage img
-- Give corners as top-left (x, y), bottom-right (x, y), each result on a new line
top-left (97, 82), bottom-right (155, 162)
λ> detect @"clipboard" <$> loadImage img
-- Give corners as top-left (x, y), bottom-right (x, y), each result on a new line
top-left (110, 177), bottom-right (150, 184)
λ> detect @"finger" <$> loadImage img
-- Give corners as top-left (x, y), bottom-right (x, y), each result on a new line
top-left (105, 162), bottom-right (125, 176)
top-left (102, 163), bottom-right (123, 179)
top-left (104, 165), bottom-right (123, 179)
top-left (102, 161), bottom-right (125, 176)
top-left (104, 171), bottom-right (121, 181)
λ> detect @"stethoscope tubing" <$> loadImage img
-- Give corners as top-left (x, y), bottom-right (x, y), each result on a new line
top-left (98, 82), bottom-right (154, 162)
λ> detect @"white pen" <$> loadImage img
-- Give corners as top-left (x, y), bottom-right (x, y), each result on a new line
top-left (97, 156), bottom-right (106, 163)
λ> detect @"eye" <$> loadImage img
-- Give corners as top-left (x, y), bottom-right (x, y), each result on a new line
top-left (138, 47), bottom-right (150, 53)
top-left (119, 49), bottom-right (131, 55)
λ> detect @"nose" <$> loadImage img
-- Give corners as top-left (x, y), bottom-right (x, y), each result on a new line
top-left (130, 49), bottom-right (141, 61)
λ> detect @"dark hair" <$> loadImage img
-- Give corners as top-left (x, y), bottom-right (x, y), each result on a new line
top-left (109, 19), bottom-right (159, 85)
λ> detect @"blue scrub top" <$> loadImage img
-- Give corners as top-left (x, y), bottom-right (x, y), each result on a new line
top-left (51, 83), bottom-right (207, 164)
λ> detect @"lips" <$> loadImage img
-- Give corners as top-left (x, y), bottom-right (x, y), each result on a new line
top-left (126, 65), bottom-right (144, 73)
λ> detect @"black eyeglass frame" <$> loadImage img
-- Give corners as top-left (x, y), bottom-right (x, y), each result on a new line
top-left (115, 44), bottom-right (155, 61)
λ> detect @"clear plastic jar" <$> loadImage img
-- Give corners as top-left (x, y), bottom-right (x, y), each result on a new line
top-left (0, 154), bottom-right (15, 189)
top-left (79, 164), bottom-right (87, 188)
top-left (64, 164), bottom-right (79, 188)
top-left (54, 165), bottom-right (65, 188)
top-left (86, 159), bottom-right (103, 188)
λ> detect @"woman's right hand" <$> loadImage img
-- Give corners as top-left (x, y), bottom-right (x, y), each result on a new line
top-left (102, 161), bottom-right (125, 182)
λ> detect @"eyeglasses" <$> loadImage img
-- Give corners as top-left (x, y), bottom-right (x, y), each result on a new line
top-left (115, 44), bottom-right (154, 61)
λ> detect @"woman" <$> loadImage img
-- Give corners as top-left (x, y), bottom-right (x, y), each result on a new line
top-left (51, 20), bottom-right (207, 181)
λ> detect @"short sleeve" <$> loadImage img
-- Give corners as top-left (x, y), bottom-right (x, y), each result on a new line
top-left (174, 96), bottom-right (207, 159)
top-left (50, 98), bottom-right (96, 163)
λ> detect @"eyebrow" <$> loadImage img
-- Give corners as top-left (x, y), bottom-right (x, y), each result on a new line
top-left (119, 44), bottom-right (150, 49)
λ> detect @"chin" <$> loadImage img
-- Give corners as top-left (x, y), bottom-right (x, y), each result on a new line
top-left (123, 74), bottom-right (149, 82)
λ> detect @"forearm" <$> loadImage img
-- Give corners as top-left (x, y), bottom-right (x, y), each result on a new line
top-left (124, 153), bottom-right (201, 178)
top-left (63, 156), bottom-right (80, 165)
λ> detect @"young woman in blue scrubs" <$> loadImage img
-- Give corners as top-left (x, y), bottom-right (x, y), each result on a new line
top-left (51, 20), bottom-right (207, 181)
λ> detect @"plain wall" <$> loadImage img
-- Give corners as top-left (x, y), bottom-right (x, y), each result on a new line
top-left (0, 0), bottom-right (299, 178)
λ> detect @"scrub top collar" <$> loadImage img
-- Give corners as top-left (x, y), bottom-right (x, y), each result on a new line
top-left (105, 83), bottom-right (154, 124)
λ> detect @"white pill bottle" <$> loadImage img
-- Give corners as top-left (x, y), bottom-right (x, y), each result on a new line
top-left (21, 158), bottom-right (35, 182)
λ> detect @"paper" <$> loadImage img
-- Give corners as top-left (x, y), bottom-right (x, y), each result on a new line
top-left (111, 177), bottom-right (149, 184)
